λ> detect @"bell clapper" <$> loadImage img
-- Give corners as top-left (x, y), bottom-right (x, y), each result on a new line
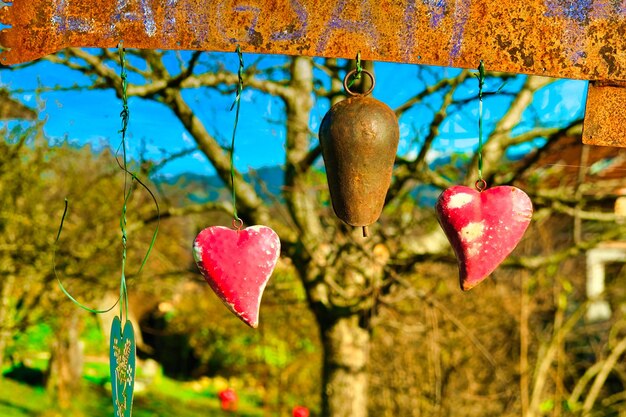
top-left (362, 226), bottom-right (369, 238)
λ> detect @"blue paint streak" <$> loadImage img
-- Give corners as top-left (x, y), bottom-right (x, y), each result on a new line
top-left (422, 0), bottom-right (447, 27)
top-left (316, 0), bottom-right (380, 54)
top-left (163, 0), bottom-right (178, 34)
top-left (542, 0), bottom-right (617, 65)
top-left (185, 2), bottom-right (208, 43)
top-left (53, 0), bottom-right (93, 33)
top-left (271, 0), bottom-right (308, 41)
top-left (141, 0), bottom-right (157, 36)
top-left (112, 0), bottom-right (157, 37)
top-left (403, 0), bottom-right (448, 60)
top-left (216, 3), bottom-right (264, 44)
top-left (564, 0), bottom-right (593, 21)
top-left (234, 5), bottom-right (261, 42)
top-left (114, 0), bottom-right (139, 22)
top-left (403, 0), bottom-right (417, 61)
top-left (544, 0), bottom-right (593, 23)
top-left (449, 0), bottom-right (470, 61)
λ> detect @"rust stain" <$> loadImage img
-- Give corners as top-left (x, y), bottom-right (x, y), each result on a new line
top-left (0, 0), bottom-right (624, 82)
top-left (583, 81), bottom-right (626, 147)
top-left (319, 70), bottom-right (399, 228)
top-left (1, 0), bottom-right (626, 147)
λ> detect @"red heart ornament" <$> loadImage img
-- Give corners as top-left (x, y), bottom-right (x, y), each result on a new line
top-left (193, 225), bottom-right (280, 328)
top-left (436, 185), bottom-right (532, 291)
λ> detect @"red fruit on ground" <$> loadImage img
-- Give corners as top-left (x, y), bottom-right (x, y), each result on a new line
top-left (292, 405), bottom-right (310, 417)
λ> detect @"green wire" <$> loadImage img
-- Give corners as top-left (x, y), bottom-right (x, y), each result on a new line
top-left (118, 43), bottom-right (130, 323)
top-left (116, 44), bottom-right (160, 282)
top-left (477, 60), bottom-right (485, 183)
top-left (116, 44), bottom-right (161, 322)
top-left (229, 46), bottom-right (244, 223)
top-left (54, 42), bottom-right (160, 319)
top-left (54, 199), bottom-right (120, 314)
top-left (347, 51), bottom-right (362, 89)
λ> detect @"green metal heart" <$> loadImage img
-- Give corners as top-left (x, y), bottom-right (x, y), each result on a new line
top-left (109, 316), bottom-right (136, 417)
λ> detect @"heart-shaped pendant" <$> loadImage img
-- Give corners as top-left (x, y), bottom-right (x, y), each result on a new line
top-left (110, 316), bottom-right (136, 417)
top-left (436, 185), bottom-right (532, 291)
top-left (193, 225), bottom-right (280, 328)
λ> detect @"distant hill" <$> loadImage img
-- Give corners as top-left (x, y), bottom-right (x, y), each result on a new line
top-left (153, 154), bottom-right (484, 208)
top-left (154, 166), bottom-right (285, 204)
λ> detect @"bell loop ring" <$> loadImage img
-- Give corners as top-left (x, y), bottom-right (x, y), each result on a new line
top-left (475, 178), bottom-right (487, 192)
top-left (343, 69), bottom-right (376, 97)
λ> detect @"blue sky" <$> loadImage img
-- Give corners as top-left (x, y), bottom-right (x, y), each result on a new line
top-left (0, 50), bottom-right (587, 177)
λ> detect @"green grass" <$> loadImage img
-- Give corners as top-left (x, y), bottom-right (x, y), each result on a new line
top-left (0, 369), bottom-right (265, 417)
top-left (0, 378), bottom-right (48, 417)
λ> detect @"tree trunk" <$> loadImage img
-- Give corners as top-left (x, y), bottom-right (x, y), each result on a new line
top-left (47, 312), bottom-right (83, 409)
top-left (320, 314), bottom-right (371, 417)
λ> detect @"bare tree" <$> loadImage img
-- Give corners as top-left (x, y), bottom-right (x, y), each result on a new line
top-left (42, 48), bottom-right (589, 417)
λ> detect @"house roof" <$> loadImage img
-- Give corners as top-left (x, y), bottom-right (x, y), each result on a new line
top-left (0, 89), bottom-right (36, 120)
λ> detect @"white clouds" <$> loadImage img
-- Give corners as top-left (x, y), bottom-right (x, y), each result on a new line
top-left (142, 142), bottom-right (160, 155)
top-left (182, 131), bottom-right (194, 146)
top-left (192, 151), bottom-right (206, 162)
top-left (241, 89), bottom-right (254, 103)
top-left (399, 121), bottom-right (411, 140)
top-left (265, 98), bottom-right (273, 117)
top-left (425, 148), bottom-right (445, 163)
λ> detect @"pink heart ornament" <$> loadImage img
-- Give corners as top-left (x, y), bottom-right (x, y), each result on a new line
top-left (193, 225), bottom-right (280, 328)
top-left (435, 185), bottom-right (532, 291)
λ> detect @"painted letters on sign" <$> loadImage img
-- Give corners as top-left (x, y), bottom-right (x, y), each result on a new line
top-left (0, 0), bottom-right (624, 82)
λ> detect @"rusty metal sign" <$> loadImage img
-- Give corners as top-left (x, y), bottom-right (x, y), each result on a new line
top-left (1, 0), bottom-right (625, 81)
top-left (1, 0), bottom-right (626, 146)
top-left (583, 81), bottom-right (626, 147)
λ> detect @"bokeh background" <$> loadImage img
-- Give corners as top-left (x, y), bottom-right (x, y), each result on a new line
top-left (2, 50), bottom-right (625, 417)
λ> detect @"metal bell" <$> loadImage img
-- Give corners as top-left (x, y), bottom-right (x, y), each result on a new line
top-left (319, 69), bottom-right (400, 236)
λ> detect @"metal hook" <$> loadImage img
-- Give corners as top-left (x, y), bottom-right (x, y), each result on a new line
top-left (232, 217), bottom-right (244, 231)
top-left (475, 178), bottom-right (487, 192)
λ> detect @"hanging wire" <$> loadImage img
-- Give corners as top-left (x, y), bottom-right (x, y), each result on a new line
top-left (54, 41), bottom-right (160, 319)
top-left (229, 45), bottom-right (244, 226)
top-left (347, 51), bottom-right (363, 89)
top-left (114, 43), bottom-right (160, 279)
top-left (115, 42), bottom-right (161, 323)
top-left (476, 60), bottom-right (486, 190)
top-left (119, 43), bottom-right (129, 176)
top-left (118, 41), bottom-right (131, 322)
top-left (54, 199), bottom-right (120, 314)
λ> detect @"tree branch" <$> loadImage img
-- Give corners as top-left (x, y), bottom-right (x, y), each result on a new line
top-left (298, 144), bottom-right (322, 172)
top-left (142, 201), bottom-right (231, 224)
top-left (467, 75), bottom-right (557, 182)
top-left (49, 48), bottom-right (292, 101)
top-left (282, 56), bottom-right (325, 247)
top-left (386, 70), bottom-right (470, 204)
top-left (160, 88), bottom-right (296, 242)
top-left (582, 335), bottom-right (626, 413)
top-left (394, 70), bottom-right (468, 117)
top-left (502, 121), bottom-right (583, 183)
top-left (507, 226), bottom-right (625, 270)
